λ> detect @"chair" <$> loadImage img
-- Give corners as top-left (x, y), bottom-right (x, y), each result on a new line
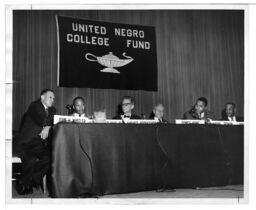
top-left (12, 156), bottom-right (47, 194)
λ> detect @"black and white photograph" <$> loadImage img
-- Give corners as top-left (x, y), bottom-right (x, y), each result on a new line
top-left (3, 1), bottom-right (255, 206)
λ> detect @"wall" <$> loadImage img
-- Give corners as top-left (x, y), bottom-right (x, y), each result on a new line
top-left (12, 10), bottom-right (244, 130)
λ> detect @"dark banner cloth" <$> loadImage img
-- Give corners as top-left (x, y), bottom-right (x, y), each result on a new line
top-left (51, 123), bottom-right (244, 198)
top-left (56, 16), bottom-right (157, 91)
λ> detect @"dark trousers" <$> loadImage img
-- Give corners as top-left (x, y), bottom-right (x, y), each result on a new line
top-left (19, 138), bottom-right (50, 188)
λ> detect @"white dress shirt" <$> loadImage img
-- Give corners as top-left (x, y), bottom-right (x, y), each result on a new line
top-left (42, 103), bottom-right (48, 110)
top-left (228, 116), bottom-right (236, 122)
top-left (121, 114), bottom-right (132, 123)
top-left (72, 113), bottom-right (88, 118)
top-left (154, 116), bottom-right (163, 122)
top-left (199, 112), bottom-right (205, 119)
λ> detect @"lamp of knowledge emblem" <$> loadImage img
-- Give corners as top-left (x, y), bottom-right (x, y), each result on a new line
top-left (85, 52), bottom-right (134, 74)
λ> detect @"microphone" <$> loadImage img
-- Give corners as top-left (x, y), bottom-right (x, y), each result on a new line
top-left (66, 104), bottom-right (73, 115)
top-left (141, 113), bottom-right (146, 119)
top-left (66, 104), bottom-right (73, 110)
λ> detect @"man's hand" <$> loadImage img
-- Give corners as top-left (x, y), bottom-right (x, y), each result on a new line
top-left (205, 118), bottom-right (212, 124)
top-left (39, 126), bottom-right (51, 140)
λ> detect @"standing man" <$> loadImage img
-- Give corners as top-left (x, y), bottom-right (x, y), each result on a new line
top-left (150, 104), bottom-right (168, 123)
top-left (222, 102), bottom-right (244, 122)
top-left (113, 96), bottom-right (141, 121)
top-left (15, 89), bottom-right (56, 195)
top-left (183, 97), bottom-right (215, 121)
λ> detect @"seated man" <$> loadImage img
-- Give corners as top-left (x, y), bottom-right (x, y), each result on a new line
top-left (93, 110), bottom-right (107, 122)
top-left (113, 96), bottom-right (141, 120)
top-left (183, 97), bottom-right (215, 121)
top-left (15, 89), bottom-right (56, 195)
top-left (71, 96), bottom-right (88, 118)
top-left (149, 103), bottom-right (168, 123)
top-left (221, 102), bottom-right (244, 122)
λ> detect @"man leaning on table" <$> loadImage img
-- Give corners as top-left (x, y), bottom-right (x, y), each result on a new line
top-left (14, 89), bottom-right (56, 195)
top-left (221, 102), bottom-right (244, 122)
top-left (183, 97), bottom-right (215, 121)
top-left (113, 96), bottom-right (141, 120)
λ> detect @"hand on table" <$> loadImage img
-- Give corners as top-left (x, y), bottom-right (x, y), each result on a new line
top-left (39, 126), bottom-right (51, 140)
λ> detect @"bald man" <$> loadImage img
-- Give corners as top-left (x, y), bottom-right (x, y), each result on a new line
top-left (150, 104), bottom-right (168, 123)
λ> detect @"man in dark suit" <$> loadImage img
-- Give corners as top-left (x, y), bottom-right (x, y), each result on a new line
top-left (71, 96), bottom-right (89, 118)
top-left (113, 96), bottom-right (141, 121)
top-left (149, 103), bottom-right (168, 123)
top-left (221, 102), bottom-right (244, 122)
top-left (15, 89), bottom-right (56, 195)
top-left (183, 97), bottom-right (215, 121)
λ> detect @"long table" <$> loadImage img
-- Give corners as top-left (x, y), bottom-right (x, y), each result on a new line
top-left (51, 123), bottom-right (244, 198)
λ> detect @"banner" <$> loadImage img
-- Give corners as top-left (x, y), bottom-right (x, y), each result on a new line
top-left (56, 15), bottom-right (157, 91)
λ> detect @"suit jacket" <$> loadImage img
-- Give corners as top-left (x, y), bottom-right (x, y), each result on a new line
top-left (113, 114), bottom-right (142, 120)
top-left (183, 108), bottom-right (215, 120)
top-left (221, 116), bottom-right (244, 122)
top-left (16, 99), bottom-right (56, 147)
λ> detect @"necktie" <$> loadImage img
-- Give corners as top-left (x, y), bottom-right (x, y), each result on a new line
top-left (45, 108), bottom-right (49, 117)
top-left (124, 115), bottom-right (130, 118)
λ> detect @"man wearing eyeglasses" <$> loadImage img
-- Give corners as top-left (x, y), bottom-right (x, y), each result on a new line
top-left (113, 96), bottom-right (141, 121)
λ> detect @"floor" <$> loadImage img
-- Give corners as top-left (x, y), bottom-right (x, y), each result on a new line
top-left (12, 183), bottom-right (243, 199)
